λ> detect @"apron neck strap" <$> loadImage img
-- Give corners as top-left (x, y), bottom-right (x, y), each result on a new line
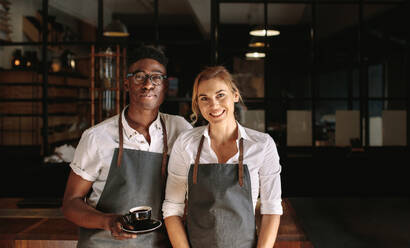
top-left (160, 117), bottom-right (168, 182)
top-left (238, 138), bottom-right (244, 187)
top-left (117, 111), bottom-right (168, 181)
top-left (193, 135), bottom-right (244, 187)
top-left (117, 111), bottom-right (124, 167)
top-left (192, 135), bottom-right (205, 185)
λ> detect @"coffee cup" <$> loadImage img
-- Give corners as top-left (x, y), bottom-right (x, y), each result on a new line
top-left (123, 206), bottom-right (152, 226)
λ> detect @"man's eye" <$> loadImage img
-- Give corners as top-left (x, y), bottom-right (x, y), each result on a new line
top-left (152, 75), bottom-right (162, 81)
top-left (135, 74), bottom-right (145, 80)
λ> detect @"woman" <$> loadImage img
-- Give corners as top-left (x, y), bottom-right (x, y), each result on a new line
top-left (162, 66), bottom-right (282, 248)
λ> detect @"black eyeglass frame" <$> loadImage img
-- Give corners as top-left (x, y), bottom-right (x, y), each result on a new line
top-left (126, 72), bottom-right (168, 86)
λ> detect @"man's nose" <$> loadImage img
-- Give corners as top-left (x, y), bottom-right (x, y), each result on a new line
top-left (142, 77), bottom-right (155, 89)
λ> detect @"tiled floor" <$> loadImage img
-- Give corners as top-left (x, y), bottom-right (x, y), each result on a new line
top-left (289, 198), bottom-right (410, 248)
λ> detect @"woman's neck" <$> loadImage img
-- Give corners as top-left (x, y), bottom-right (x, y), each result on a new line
top-left (208, 118), bottom-right (238, 145)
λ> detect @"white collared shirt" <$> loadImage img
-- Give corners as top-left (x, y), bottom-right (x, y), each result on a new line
top-left (70, 107), bottom-right (192, 207)
top-left (162, 123), bottom-right (283, 218)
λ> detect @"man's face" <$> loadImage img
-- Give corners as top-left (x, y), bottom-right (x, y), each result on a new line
top-left (125, 58), bottom-right (167, 111)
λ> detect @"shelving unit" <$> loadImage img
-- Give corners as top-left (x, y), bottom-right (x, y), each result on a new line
top-left (0, 70), bottom-right (89, 147)
top-left (90, 44), bottom-right (126, 126)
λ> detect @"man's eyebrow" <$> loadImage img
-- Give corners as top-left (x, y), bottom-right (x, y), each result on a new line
top-left (129, 70), bottom-right (143, 74)
top-left (129, 69), bottom-right (164, 74)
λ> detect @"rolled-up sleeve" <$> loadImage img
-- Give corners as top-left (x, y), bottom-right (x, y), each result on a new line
top-left (259, 135), bottom-right (283, 215)
top-left (162, 135), bottom-right (190, 218)
top-left (70, 129), bottom-right (101, 182)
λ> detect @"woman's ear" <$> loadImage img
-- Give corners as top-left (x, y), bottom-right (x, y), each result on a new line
top-left (233, 91), bottom-right (239, 103)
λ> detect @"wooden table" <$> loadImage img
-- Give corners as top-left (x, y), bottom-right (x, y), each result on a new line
top-left (0, 198), bottom-right (313, 248)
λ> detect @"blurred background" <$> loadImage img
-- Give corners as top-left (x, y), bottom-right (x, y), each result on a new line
top-left (0, 0), bottom-right (409, 198)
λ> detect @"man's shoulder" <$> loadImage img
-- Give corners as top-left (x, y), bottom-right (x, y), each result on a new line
top-left (82, 115), bottom-right (118, 138)
top-left (177, 125), bottom-right (206, 142)
top-left (160, 113), bottom-right (189, 124)
top-left (160, 113), bottom-right (192, 132)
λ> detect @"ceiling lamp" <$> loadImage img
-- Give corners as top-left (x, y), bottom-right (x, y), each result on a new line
top-left (250, 26), bottom-right (279, 37)
top-left (249, 37), bottom-right (268, 48)
top-left (103, 19), bottom-right (129, 37)
top-left (245, 51), bottom-right (266, 60)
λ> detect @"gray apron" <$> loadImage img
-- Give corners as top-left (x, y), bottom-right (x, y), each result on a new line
top-left (187, 136), bottom-right (257, 248)
top-left (77, 112), bottom-right (171, 248)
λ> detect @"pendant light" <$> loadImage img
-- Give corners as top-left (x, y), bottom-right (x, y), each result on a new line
top-left (249, 25), bottom-right (279, 37)
top-left (103, 19), bottom-right (129, 37)
top-left (249, 36), bottom-right (269, 48)
top-left (245, 51), bottom-right (266, 60)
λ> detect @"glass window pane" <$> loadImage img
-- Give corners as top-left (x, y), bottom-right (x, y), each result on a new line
top-left (315, 101), bottom-right (348, 146)
top-left (364, 3), bottom-right (406, 98)
top-left (316, 4), bottom-right (359, 98)
top-left (368, 64), bottom-right (384, 98)
top-left (268, 4), bottom-right (311, 99)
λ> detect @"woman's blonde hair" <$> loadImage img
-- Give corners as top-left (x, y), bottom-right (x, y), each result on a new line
top-left (191, 66), bottom-right (243, 124)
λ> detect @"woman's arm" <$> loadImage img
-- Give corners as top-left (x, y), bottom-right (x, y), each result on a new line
top-left (162, 133), bottom-right (191, 246)
top-left (257, 214), bottom-right (281, 248)
top-left (257, 135), bottom-right (283, 247)
top-left (164, 216), bottom-right (190, 248)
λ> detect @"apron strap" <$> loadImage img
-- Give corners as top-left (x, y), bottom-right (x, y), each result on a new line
top-left (117, 111), bottom-right (124, 167)
top-left (160, 117), bottom-right (168, 182)
top-left (193, 135), bottom-right (205, 184)
top-left (238, 138), bottom-right (244, 187)
top-left (117, 110), bottom-right (168, 173)
top-left (193, 136), bottom-right (244, 187)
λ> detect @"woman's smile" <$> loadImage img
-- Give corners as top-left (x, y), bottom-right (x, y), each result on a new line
top-left (197, 78), bottom-right (238, 125)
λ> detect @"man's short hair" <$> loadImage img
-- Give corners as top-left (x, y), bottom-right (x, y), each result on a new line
top-left (127, 45), bottom-right (168, 68)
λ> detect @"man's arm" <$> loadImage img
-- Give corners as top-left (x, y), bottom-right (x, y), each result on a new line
top-left (257, 214), bottom-right (280, 248)
top-left (62, 170), bottom-right (136, 239)
top-left (164, 216), bottom-right (190, 248)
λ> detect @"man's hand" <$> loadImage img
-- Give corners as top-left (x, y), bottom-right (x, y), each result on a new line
top-left (107, 214), bottom-right (137, 240)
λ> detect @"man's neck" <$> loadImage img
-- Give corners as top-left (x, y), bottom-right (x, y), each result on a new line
top-left (126, 105), bottom-right (159, 131)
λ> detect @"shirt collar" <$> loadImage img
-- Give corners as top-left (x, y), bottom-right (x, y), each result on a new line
top-left (121, 106), bottom-right (162, 139)
top-left (202, 121), bottom-right (253, 143)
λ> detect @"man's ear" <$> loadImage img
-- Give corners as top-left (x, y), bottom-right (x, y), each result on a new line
top-left (124, 78), bottom-right (130, 92)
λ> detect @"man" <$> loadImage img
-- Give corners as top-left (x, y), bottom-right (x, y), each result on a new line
top-left (62, 46), bottom-right (192, 247)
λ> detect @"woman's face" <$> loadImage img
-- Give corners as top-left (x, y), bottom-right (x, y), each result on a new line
top-left (197, 78), bottom-right (239, 125)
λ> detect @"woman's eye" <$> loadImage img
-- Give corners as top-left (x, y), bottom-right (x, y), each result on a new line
top-left (199, 97), bottom-right (208, 101)
top-left (217, 93), bottom-right (225, 98)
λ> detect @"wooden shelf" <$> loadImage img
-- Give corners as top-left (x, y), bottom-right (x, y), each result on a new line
top-left (0, 70), bottom-right (89, 146)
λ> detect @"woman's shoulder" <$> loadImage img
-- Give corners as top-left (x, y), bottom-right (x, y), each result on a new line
top-left (241, 125), bottom-right (272, 143)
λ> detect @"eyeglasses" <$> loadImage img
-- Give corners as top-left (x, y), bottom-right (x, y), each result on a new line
top-left (126, 71), bottom-right (167, 86)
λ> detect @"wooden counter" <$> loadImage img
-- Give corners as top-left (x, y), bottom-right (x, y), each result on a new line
top-left (0, 198), bottom-right (313, 248)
